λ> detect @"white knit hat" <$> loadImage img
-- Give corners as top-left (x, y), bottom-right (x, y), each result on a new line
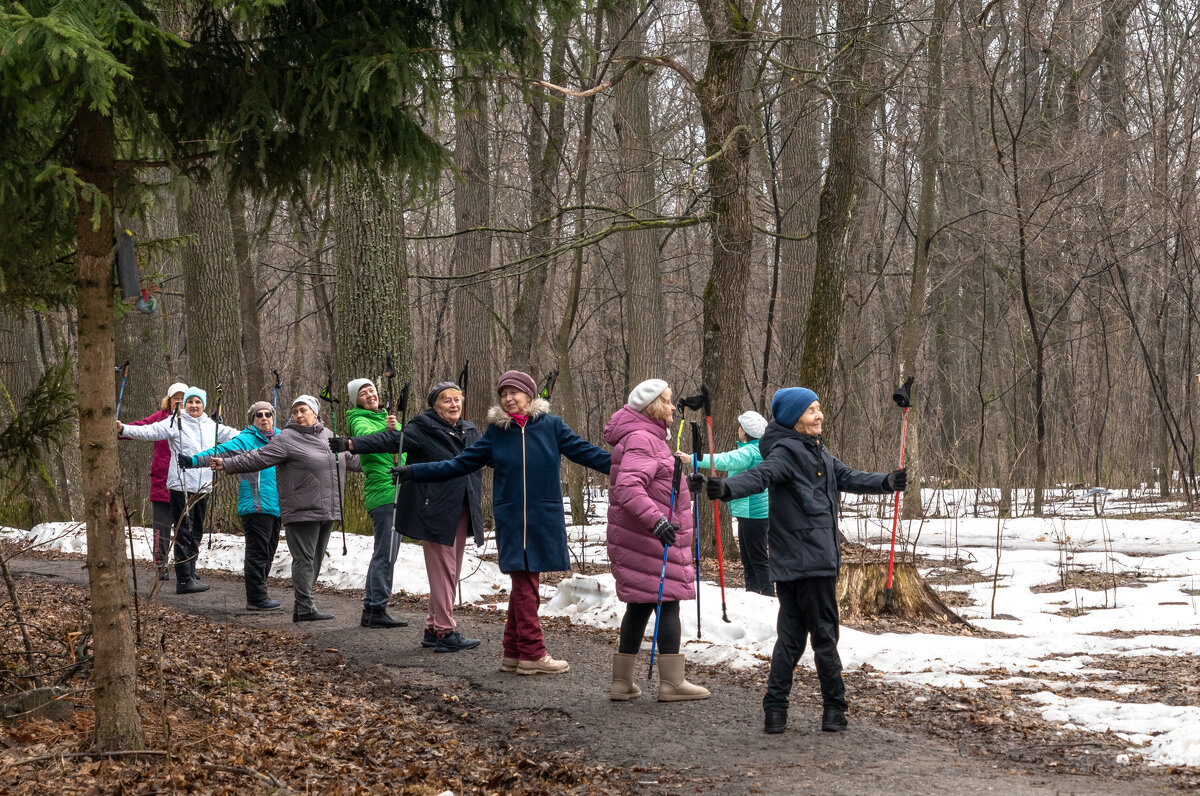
top-left (166, 382), bottom-right (188, 399)
top-left (292, 394), bottom-right (320, 416)
top-left (628, 379), bottom-right (669, 412)
top-left (737, 410), bottom-right (768, 439)
top-left (347, 378), bottom-right (376, 406)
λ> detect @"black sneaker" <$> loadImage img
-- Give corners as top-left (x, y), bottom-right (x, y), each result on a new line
top-left (434, 630), bottom-right (482, 653)
top-left (294, 611), bottom-right (334, 622)
top-left (764, 708), bottom-right (787, 734)
top-left (821, 706), bottom-right (848, 732)
top-left (422, 628), bottom-right (437, 648)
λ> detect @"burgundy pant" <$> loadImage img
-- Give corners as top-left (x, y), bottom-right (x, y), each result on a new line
top-left (503, 570), bottom-right (545, 661)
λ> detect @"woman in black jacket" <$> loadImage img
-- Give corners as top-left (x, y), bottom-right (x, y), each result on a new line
top-left (336, 381), bottom-right (484, 653)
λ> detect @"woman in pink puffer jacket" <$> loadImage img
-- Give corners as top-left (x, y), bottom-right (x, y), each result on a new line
top-left (603, 379), bottom-right (708, 703)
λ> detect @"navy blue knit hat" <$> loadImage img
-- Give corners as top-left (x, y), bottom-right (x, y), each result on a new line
top-left (772, 387), bottom-right (819, 427)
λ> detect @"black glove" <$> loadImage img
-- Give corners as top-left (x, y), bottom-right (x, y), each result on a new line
top-left (686, 473), bottom-right (705, 495)
top-left (706, 476), bottom-right (731, 501)
top-left (885, 468), bottom-right (907, 492)
top-left (177, 453), bottom-right (194, 470)
top-left (328, 436), bottom-right (350, 454)
top-left (390, 464), bottom-right (413, 484)
top-left (652, 516), bottom-right (678, 547)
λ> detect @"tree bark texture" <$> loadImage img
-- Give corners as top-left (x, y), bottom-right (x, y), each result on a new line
top-left (453, 73), bottom-right (497, 425)
top-left (229, 185), bottom-right (267, 403)
top-left (773, 0), bottom-right (823, 386)
top-left (178, 170), bottom-right (247, 418)
top-left (799, 0), bottom-right (872, 401)
top-left (333, 169), bottom-right (407, 407)
top-left (74, 103), bottom-right (144, 752)
top-left (609, 0), bottom-right (665, 386)
top-left (696, 0), bottom-right (754, 560)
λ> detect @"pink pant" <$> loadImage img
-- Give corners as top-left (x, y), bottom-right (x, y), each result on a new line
top-left (503, 570), bottom-right (545, 661)
top-left (423, 509), bottom-right (468, 634)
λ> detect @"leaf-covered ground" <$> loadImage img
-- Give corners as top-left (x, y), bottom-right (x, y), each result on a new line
top-left (0, 575), bottom-right (639, 795)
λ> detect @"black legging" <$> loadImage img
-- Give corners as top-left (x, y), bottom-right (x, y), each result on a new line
top-left (619, 601), bottom-right (680, 655)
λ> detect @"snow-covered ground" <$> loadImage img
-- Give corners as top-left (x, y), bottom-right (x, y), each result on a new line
top-left (4, 486), bottom-right (1199, 768)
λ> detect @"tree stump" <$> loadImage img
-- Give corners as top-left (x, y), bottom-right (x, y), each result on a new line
top-left (837, 562), bottom-right (966, 624)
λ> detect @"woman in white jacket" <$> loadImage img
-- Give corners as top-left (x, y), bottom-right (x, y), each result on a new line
top-left (119, 386), bottom-right (238, 593)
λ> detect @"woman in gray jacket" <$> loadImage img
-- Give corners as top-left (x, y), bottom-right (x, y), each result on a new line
top-left (212, 395), bottom-right (358, 622)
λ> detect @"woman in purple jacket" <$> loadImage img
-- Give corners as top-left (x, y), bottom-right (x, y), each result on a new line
top-left (603, 379), bottom-right (709, 703)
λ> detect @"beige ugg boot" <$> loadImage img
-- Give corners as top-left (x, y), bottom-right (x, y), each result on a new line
top-left (656, 653), bottom-right (710, 702)
top-left (610, 653), bottom-right (642, 701)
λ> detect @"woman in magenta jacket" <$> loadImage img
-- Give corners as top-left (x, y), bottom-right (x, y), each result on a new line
top-left (603, 379), bottom-right (708, 703)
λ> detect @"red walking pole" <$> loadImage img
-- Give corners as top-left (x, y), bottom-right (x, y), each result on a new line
top-left (884, 376), bottom-right (914, 611)
top-left (700, 384), bottom-right (731, 623)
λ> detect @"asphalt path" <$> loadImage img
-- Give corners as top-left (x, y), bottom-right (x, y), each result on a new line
top-left (11, 555), bottom-right (1167, 795)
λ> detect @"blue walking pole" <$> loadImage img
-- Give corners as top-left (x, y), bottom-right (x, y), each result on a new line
top-left (272, 369), bottom-right (282, 417)
top-left (114, 361), bottom-right (130, 421)
top-left (649, 457), bottom-right (684, 679)
top-left (690, 421), bottom-right (703, 639)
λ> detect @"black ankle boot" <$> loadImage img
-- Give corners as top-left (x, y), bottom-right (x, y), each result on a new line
top-left (764, 708), bottom-right (787, 734)
top-left (360, 607), bottom-right (408, 628)
top-left (821, 706), bottom-right (848, 732)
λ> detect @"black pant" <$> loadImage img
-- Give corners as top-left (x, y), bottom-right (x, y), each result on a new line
top-left (763, 576), bottom-right (845, 712)
top-left (168, 489), bottom-right (208, 576)
top-left (737, 517), bottom-right (773, 596)
top-left (242, 513), bottom-right (281, 604)
top-left (619, 601), bottom-right (680, 655)
top-left (151, 500), bottom-right (172, 568)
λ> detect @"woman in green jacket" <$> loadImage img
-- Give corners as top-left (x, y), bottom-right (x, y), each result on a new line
top-left (345, 378), bottom-right (408, 629)
top-left (680, 410), bottom-right (772, 596)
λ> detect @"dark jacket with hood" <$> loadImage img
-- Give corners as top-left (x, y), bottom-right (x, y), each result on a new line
top-left (724, 420), bottom-right (890, 581)
top-left (351, 409), bottom-right (485, 547)
top-left (410, 397), bottom-right (611, 574)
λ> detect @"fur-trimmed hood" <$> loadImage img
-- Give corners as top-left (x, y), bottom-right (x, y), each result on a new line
top-left (486, 397), bottom-right (551, 430)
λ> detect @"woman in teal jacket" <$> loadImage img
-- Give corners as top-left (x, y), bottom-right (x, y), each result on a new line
top-left (681, 410), bottom-right (772, 596)
top-left (188, 400), bottom-right (282, 611)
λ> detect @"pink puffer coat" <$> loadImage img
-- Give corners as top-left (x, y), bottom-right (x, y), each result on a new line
top-left (604, 405), bottom-right (696, 604)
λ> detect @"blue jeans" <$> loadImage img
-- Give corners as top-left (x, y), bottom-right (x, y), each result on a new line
top-left (363, 504), bottom-right (400, 609)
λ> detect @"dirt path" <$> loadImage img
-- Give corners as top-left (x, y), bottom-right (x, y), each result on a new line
top-left (11, 556), bottom-right (1172, 795)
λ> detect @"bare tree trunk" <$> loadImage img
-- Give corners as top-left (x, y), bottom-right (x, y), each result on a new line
top-left (510, 21), bottom-right (567, 375)
top-left (696, 0), bottom-right (753, 560)
top-left (898, 0), bottom-right (947, 518)
top-left (229, 185), bottom-right (267, 402)
top-left (609, 0), bottom-right (664, 386)
top-left (74, 103), bottom-right (144, 752)
top-left (773, 0), bottom-right (823, 387)
top-left (798, 0), bottom-right (872, 401)
top-left (178, 171), bottom-right (247, 416)
top-left (333, 170), bottom-right (406, 394)
top-left (453, 71), bottom-right (497, 424)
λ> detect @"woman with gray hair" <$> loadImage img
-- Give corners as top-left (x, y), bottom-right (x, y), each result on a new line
top-left (212, 395), bottom-right (359, 622)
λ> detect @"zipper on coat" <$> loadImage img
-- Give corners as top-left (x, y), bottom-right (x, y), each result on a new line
top-left (521, 424), bottom-right (528, 553)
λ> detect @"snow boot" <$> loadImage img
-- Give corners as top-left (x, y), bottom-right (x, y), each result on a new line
top-left (764, 708), bottom-right (787, 734)
top-left (821, 706), bottom-right (848, 732)
top-left (610, 653), bottom-right (642, 701)
top-left (656, 654), bottom-right (709, 702)
top-left (175, 562), bottom-right (209, 595)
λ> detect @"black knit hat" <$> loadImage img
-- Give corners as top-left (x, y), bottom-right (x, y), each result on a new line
top-left (427, 381), bottom-right (462, 407)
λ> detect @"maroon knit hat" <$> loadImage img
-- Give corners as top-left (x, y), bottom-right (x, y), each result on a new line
top-left (496, 369), bottom-right (537, 398)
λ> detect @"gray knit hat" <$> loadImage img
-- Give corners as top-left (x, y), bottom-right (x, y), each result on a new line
top-left (292, 394), bottom-right (320, 416)
top-left (427, 381), bottom-right (463, 407)
top-left (246, 400), bottom-right (274, 425)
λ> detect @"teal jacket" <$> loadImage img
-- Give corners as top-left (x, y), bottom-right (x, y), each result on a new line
top-left (191, 426), bottom-right (280, 517)
top-left (696, 440), bottom-right (768, 519)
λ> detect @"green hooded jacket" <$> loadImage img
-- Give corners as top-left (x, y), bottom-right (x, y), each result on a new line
top-left (346, 407), bottom-right (403, 512)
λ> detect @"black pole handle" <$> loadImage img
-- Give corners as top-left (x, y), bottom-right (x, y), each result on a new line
top-left (893, 376), bottom-right (914, 409)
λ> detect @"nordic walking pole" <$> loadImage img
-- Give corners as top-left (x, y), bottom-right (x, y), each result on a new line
top-left (649, 456), bottom-right (684, 679)
top-left (320, 375), bottom-right (347, 555)
top-left (700, 384), bottom-right (731, 622)
top-left (114, 361), bottom-right (130, 422)
top-left (172, 400), bottom-right (188, 571)
top-left (690, 421), bottom-right (704, 639)
top-left (884, 376), bottom-right (914, 612)
top-left (389, 379), bottom-right (412, 542)
top-left (206, 383), bottom-right (223, 550)
top-left (272, 369), bottom-right (282, 417)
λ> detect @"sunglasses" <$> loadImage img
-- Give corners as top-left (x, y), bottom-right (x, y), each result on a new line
top-left (254, 411), bottom-right (274, 419)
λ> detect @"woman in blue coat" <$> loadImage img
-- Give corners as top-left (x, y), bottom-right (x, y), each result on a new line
top-left (394, 370), bottom-right (610, 676)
